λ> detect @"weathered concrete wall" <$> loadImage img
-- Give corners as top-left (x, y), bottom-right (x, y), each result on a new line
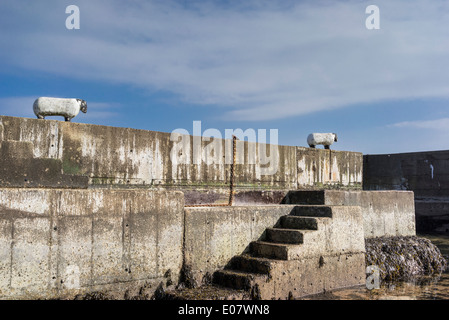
top-left (0, 139), bottom-right (88, 188)
top-left (263, 205), bottom-right (366, 299)
top-left (0, 116), bottom-right (362, 200)
top-left (0, 188), bottom-right (184, 300)
top-left (357, 191), bottom-right (415, 238)
top-left (363, 151), bottom-right (449, 233)
top-left (296, 147), bottom-right (362, 189)
top-left (283, 190), bottom-right (416, 238)
top-left (0, 189), bottom-right (368, 300)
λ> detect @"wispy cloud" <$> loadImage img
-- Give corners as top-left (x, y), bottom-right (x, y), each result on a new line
top-left (1, 0), bottom-right (449, 121)
top-left (389, 118), bottom-right (449, 131)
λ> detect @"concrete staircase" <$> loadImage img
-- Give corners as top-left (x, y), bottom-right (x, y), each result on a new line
top-left (212, 206), bottom-right (332, 299)
top-left (165, 204), bottom-right (366, 300)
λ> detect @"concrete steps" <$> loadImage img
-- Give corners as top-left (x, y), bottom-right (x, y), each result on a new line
top-left (212, 206), bottom-right (331, 291)
top-left (265, 227), bottom-right (308, 244)
top-left (213, 269), bottom-right (270, 291)
top-left (290, 205), bottom-right (333, 217)
top-left (249, 214), bottom-right (330, 260)
top-left (250, 241), bottom-right (300, 260)
top-left (282, 190), bottom-right (327, 205)
top-left (165, 204), bottom-right (365, 300)
top-left (226, 254), bottom-right (274, 274)
top-left (280, 215), bottom-right (323, 230)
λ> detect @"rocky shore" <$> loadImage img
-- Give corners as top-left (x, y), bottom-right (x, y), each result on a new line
top-left (365, 235), bottom-right (448, 282)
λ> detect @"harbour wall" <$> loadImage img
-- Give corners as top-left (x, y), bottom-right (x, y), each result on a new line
top-left (364, 151), bottom-right (449, 233)
top-left (0, 115), bottom-right (416, 299)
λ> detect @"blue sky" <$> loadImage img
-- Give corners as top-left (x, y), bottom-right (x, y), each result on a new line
top-left (1, 0), bottom-right (449, 155)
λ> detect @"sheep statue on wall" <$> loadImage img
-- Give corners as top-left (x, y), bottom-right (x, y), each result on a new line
top-left (33, 97), bottom-right (87, 122)
top-left (307, 133), bottom-right (338, 149)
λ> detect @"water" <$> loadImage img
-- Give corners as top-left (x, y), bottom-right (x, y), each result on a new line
top-left (300, 233), bottom-right (449, 300)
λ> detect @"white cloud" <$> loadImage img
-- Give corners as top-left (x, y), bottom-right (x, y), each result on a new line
top-left (390, 118), bottom-right (449, 131)
top-left (1, 0), bottom-right (449, 121)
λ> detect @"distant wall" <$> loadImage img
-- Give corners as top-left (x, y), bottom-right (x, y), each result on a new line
top-left (0, 116), bottom-right (363, 203)
top-left (363, 151), bottom-right (449, 197)
top-left (363, 151), bottom-right (449, 233)
top-left (0, 188), bottom-right (184, 299)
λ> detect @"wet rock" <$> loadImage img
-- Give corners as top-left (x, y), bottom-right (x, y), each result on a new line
top-left (74, 291), bottom-right (112, 300)
top-left (365, 236), bottom-right (448, 282)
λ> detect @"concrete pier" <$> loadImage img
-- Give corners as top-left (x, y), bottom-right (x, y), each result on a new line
top-left (0, 115), bottom-right (420, 299)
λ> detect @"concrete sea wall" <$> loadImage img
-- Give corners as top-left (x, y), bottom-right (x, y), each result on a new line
top-left (364, 151), bottom-right (449, 233)
top-left (0, 188), bottom-right (416, 299)
top-left (0, 115), bottom-right (422, 299)
top-left (0, 188), bottom-right (184, 299)
top-left (0, 116), bottom-right (363, 201)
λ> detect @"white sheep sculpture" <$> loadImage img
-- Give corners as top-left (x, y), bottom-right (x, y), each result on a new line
top-left (33, 97), bottom-right (87, 122)
top-left (307, 133), bottom-right (338, 149)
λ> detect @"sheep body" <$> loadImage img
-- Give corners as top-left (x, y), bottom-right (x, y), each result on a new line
top-left (33, 97), bottom-right (87, 122)
top-left (307, 133), bottom-right (338, 149)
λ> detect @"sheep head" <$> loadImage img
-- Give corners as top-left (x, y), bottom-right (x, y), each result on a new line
top-left (77, 99), bottom-right (88, 113)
